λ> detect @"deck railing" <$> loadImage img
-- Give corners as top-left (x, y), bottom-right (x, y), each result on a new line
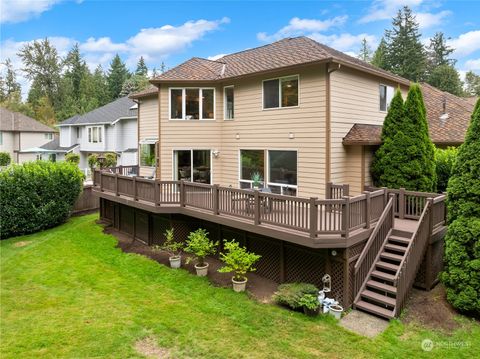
top-left (394, 198), bottom-right (433, 316)
top-left (326, 182), bottom-right (349, 199)
top-left (94, 170), bottom-right (447, 240)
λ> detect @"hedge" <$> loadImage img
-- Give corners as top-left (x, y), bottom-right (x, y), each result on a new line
top-left (435, 147), bottom-right (458, 193)
top-left (0, 161), bottom-right (84, 239)
top-left (65, 152), bottom-right (80, 164)
top-left (0, 151), bottom-right (11, 166)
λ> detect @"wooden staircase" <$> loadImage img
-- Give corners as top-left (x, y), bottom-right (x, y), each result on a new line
top-left (354, 229), bottom-right (412, 319)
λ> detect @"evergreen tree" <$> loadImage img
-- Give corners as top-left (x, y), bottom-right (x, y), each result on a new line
top-left (106, 54), bottom-right (130, 100)
top-left (357, 38), bottom-right (372, 62)
top-left (441, 100), bottom-right (480, 314)
top-left (371, 84), bottom-right (436, 191)
top-left (151, 67), bottom-right (158, 78)
top-left (427, 65), bottom-right (464, 96)
top-left (465, 71), bottom-right (480, 96)
top-left (3, 58), bottom-right (21, 96)
top-left (371, 37), bottom-right (388, 69)
top-left (384, 6), bottom-right (427, 81)
top-left (34, 96), bottom-right (56, 127)
top-left (427, 32), bottom-right (455, 68)
top-left (92, 65), bottom-right (110, 106)
top-left (64, 43), bottom-right (89, 100)
top-left (135, 56), bottom-right (148, 76)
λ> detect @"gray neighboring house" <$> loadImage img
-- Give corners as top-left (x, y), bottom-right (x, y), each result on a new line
top-left (0, 107), bottom-right (57, 163)
top-left (54, 96), bottom-right (138, 172)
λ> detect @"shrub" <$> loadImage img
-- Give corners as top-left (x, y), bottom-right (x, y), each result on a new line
top-left (88, 154), bottom-right (98, 169)
top-left (273, 283), bottom-right (319, 310)
top-left (0, 161), bottom-right (83, 239)
top-left (87, 152), bottom-right (117, 169)
top-left (218, 240), bottom-right (261, 281)
top-left (184, 229), bottom-right (218, 266)
top-left (104, 153), bottom-right (117, 167)
top-left (0, 152), bottom-right (11, 166)
top-left (65, 153), bottom-right (80, 165)
top-left (297, 293), bottom-right (320, 310)
top-left (154, 228), bottom-right (183, 258)
top-left (435, 147), bottom-right (458, 193)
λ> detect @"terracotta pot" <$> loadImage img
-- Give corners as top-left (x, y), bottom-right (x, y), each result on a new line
top-left (232, 277), bottom-right (247, 292)
top-left (194, 262), bottom-right (209, 276)
top-left (329, 304), bottom-right (343, 319)
top-left (169, 255), bottom-right (181, 269)
top-left (303, 306), bottom-right (320, 317)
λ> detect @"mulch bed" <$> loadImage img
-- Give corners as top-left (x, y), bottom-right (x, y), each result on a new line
top-left (103, 226), bottom-right (278, 303)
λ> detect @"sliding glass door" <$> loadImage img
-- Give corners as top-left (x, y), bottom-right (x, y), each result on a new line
top-left (174, 150), bottom-right (211, 184)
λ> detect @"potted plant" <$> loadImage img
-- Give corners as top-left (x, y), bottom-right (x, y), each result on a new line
top-left (184, 229), bottom-right (218, 276)
top-left (298, 294), bottom-right (320, 317)
top-left (156, 228), bottom-right (183, 269)
top-left (251, 172), bottom-right (262, 189)
top-left (218, 240), bottom-right (261, 292)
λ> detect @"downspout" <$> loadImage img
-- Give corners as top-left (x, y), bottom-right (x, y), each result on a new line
top-left (325, 62), bottom-right (341, 185)
top-left (157, 85), bottom-right (161, 179)
top-left (133, 98), bottom-right (140, 168)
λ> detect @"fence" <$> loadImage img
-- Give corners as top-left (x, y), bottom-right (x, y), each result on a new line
top-left (72, 185), bottom-right (99, 213)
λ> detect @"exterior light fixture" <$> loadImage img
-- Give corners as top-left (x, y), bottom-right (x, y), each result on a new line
top-left (212, 150), bottom-right (220, 158)
top-left (288, 132), bottom-right (295, 139)
top-left (235, 133), bottom-right (240, 140)
top-left (331, 250), bottom-right (337, 256)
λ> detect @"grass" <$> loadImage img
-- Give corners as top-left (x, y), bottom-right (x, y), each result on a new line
top-left (1, 214), bottom-right (478, 358)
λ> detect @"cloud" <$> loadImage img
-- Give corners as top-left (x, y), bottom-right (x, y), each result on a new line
top-left (416, 10), bottom-right (451, 28)
top-left (359, 0), bottom-right (423, 23)
top-left (80, 37), bottom-right (128, 53)
top-left (309, 33), bottom-right (378, 52)
top-left (257, 16), bottom-right (347, 42)
top-left (0, 0), bottom-right (63, 24)
top-left (464, 58), bottom-right (480, 71)
top-left (448, 30), bottom-right (480, 56)
top-left (207, 54), bottom-right (227, 61)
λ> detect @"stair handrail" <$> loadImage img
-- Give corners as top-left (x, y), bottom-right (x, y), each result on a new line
top-left (354, 193), bottom-right (395, 296)
top-left (393, 198), bottom-right (433, 316)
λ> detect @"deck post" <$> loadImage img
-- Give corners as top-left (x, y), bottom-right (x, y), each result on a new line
top-left (309, 197), bottom-right (318, 238)
top-left (382, 187), bottom-right (388, 206)
top-left (399, 188), bottom-right (406, 219)
top-left (99, 171), bottom-right (103, 192)
top-left (180, 180), bottom-right (185, 207)
top-left (342, 196), bottom-right (350, 239)
top-left (390, 193), bottom-right (396, 224)
top-left (133, 176), bottom-right (137, 201)
top-left (326, 182), bottom-right (332, 199)
top-left (343, 184), bottom-right (350, 197)
top-left (115, 173), bottom-right (119, 196)
top-left (254, 190), bottom-right (260, 225)
top-left (119, 165), bottom-right (123, 175)
top-left (364, 191), bottom-right (371, 229)
top-left (213, 184), bottom-right (220, 215)
top-left (154, 180), bottom-right (160, 207)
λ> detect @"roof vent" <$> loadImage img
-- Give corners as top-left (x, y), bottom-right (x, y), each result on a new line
top-left (439, 113), bottom-right (449, 124)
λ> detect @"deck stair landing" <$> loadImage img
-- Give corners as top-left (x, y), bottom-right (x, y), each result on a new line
top-left (355, 229), bottom-right (413, 319)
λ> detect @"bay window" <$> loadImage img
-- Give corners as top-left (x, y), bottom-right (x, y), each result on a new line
top-left (263, 75), bottom-right (299, 109)
top-left (87, 126), bottom-right (102, 143)
top-left (174, 150), bottom-right (211, 184)
top-left (169, 88), bottom-right (215, 120)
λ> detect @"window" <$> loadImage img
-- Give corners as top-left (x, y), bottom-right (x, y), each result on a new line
top-left (268, 150), bottom-right (297, 196)
top-left (263, 75), bottom-right (298, 109)
top-left (224, 86), bottom-right (234, 120)
top-left (379, 84), bottom-right (394, 111)
top-left (174, 150), bottom-right (211, 184)
top-left (140, 143), bottom-right (156, 167)
top-left (0, 131), bottom-right (2, 145)
top-left (44, 133), bottom-right (53, 140)
top-left (239, 150), bottom-right (265, 188)
top-left (76, 127), bottom-right (80, 138)
top-left (169, 88), bottom-right (215, 120)
top-left (87, 126), bottom-right (102, 143)
top-left (36, 154), bottom-right (42, 161)
top-left (48, 153), bottom-right (56, 162)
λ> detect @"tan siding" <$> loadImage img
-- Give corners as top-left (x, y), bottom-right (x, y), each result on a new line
top-left (138, 95), bottom-right (158, 177)
top-left (157, 65), bottom-right (327, 198)
top-left (330, 67), bottom-right (409, 194)
top-left (364, 146), bottom-right (375, 188)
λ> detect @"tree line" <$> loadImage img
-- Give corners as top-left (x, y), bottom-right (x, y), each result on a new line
top-left (357, 6), bottom-right (480, 97)
top-left (0, 39), bottom-right (165, 126)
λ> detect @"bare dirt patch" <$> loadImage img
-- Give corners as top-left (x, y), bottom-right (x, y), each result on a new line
top-left (104, 227), bottom-right (279, 303)
top-left (402, 284), bottom-right (461, 333)
top-left (13, 241), bottom-right (31, 248)
top-left (134, 337), bottom-right (170, 358)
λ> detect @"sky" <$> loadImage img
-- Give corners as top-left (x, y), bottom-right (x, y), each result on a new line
top-left (1, 0), bottom-right (479, 97)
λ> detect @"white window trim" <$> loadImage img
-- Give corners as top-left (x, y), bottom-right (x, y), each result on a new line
top-left (86, 125), bottom-right (103, 144)
top-left (262, 75), bottom-right (300, 111)
top-left (238, 148), bottom-right (298, 195)
top-left (379, 83), bottom-right (395, 112)
top-left (139, 141), bottom-right (157, 168)
top-left (172, 148), bottom-right (213, 184)
top-left (169, 87), bottom-right (216, 121)
top-left (223, 85), bottom-right (234, 120)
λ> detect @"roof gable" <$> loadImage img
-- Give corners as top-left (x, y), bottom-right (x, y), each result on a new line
top-left (0, 107), bottom-right (56, 132)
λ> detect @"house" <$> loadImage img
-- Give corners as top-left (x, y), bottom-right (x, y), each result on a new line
top-left (95, 37), bottom-right (454, 319)
top-left (54, 96), bottom-right (138, 172)
top-left (0, 107), bottom-right (57, 163)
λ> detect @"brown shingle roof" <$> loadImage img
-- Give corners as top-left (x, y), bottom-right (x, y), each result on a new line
top-left (343, 84), bottom-right (476, 146)
top-left (129, 85), bottom-right (158, 99)
top-left (152, 37), bottom-right (410, 85)
top-left (0, 107), bottom-right (55, 132)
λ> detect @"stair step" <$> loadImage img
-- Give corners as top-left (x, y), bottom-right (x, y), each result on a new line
top-left (385, 243), bottom-right (407, 252)
top-left (361, 290), bottom-right (396, 306)
top-left (391, 229), bottom-right (413, 238)
top-left (366, 280), bottom-right (397, 294)
top-left (380, 251), bottom-right (404, 262)
top-left (354, 300), bottom-right (395, 319)
top-left (389, 235), bottom-right (411, 244)
top-left (371, 270), bottom-right (396, 282)
top-left (376, 261), bottom-right (400, 272)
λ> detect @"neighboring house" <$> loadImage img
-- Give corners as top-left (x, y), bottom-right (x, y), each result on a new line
top-left (132, 36), bottom-right (473, 197)
top-left (0, 107), bottom-right (57, 163)
top-left (54, 96), bottom-right (138, 171)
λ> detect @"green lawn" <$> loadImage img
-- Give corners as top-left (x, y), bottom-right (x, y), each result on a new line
top-left (1, 214), bottom-right (478, 358)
